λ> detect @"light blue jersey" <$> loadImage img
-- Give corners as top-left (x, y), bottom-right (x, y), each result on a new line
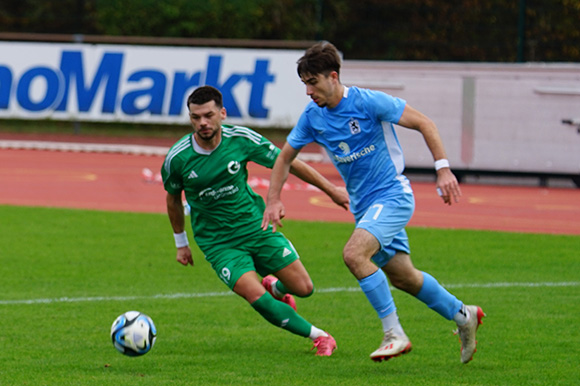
top-left (288, 86), bottom-right (412, 220)
top-left (290, 85), bottom-right (464, 323)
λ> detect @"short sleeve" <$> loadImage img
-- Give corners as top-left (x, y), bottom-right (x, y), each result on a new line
top-left (365, 89), bottom-right (407, 124)
top-left (247, 136), bottom-right (281, 169)
top-left (161, 156), bottom-right (183, 195)
top-left (287, 109), bottom-right (316, 150)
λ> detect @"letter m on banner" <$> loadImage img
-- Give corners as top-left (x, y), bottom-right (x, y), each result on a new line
top-left (56, 51), bottom-right (123, 114)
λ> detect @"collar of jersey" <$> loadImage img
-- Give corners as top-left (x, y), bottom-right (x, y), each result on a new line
top-left (191, 133), bottom-right (221, 155)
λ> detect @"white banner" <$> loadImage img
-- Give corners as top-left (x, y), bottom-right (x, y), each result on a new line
top-left (343, 61), bottom-right (580, 174)
top-left (0, 42), bottom-right (309, 127)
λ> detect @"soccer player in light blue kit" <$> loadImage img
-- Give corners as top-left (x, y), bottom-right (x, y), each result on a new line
top-left (262, 42), bottom-right (485, 363)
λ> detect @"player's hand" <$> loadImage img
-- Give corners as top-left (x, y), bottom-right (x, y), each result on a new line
top-left (176, 246), bottom-right (194, 266)
top-left (262, 199), bottom-right (285, 232)
top-left (330, 186), bottom-right (350, 210)
top-left (436, 168), bottom-right (462, 205)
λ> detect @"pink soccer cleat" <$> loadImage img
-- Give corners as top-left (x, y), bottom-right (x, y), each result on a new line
top-left (312, 334), bottom-right (337, 356)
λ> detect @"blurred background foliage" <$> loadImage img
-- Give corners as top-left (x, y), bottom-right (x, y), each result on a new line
top-left (0, 0), bottom-right (579, 62)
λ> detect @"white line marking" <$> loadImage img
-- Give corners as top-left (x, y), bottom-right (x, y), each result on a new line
top-left (0, 291), bottom-right (235, 305)
top-left (318, 281), bottom-right (580, 293)
top-left (0, 282), bottom-right (577, 306)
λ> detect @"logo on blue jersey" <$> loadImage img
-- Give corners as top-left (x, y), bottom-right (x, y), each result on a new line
top-left (349, 118), bottom-right (361, 135)
top-left (338, 142), bottom-right (350, 154)
top-left (333, 145), bottom-right (376, 164)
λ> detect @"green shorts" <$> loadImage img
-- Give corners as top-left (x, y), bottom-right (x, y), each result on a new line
top-left (203, 230), bottom-right (300, 290)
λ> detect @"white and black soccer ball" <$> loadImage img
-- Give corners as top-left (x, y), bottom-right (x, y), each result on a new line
top-left (110, 311), bottom-right (157, 357)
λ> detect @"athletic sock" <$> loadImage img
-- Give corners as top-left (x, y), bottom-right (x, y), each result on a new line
top-left (380, 311), bottom-right (405, 336)
top-left (272, 280), bottom-right (286, 298)
top-left (415, 272), bottom-right (463, 320)
top-left (251, 292), bottom-right (311, 337)
top-left (358, 269), bottom-right (396, 318)
top-left (453, 304), bottom-right (471, 326)
top-left (309, 326), bottom-right (328, 340)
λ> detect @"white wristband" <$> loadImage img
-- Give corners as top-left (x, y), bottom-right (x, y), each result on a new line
top-left (174, 231), bottom-right (189, 248)
top-left (434, 159), bottom-right (450, 171)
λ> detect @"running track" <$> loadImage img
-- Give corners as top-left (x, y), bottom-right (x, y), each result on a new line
top-left (1, 148), bottom-right (580, 235)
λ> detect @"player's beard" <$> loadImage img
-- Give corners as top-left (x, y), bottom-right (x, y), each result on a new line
top-left (196, 127), bottom-right (219, 142)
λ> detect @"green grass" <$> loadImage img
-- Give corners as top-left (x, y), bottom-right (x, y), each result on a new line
top-left (0, 205), bottom-right (578, 385)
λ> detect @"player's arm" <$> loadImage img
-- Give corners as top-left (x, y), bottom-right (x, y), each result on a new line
top-left (261, 142), bottom-right (298, 232)
top-left (166, 192), bottom-right (194, 266)
top-left (397, 104), bottom-right (461, 205)
top-left (289, 158), bottom-right (349, 211)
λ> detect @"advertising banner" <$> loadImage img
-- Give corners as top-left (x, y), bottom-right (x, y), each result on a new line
top-left (0, 42), bottom-right (309, 127)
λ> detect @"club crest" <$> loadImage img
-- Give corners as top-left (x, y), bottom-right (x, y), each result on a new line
top-left (349, 118), bottom-right (361, 135)
top-left (227, 160), bottom-right (241, 174)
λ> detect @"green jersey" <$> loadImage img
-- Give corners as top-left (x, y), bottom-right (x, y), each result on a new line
top-left (161, 125), bottom-right (280, 250)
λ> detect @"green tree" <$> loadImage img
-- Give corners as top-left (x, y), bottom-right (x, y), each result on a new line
top-left (1, 0), bottom-right (579, 62)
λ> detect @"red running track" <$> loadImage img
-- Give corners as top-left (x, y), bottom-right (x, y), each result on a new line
top-left (1, 149), bottom-right (580, 235)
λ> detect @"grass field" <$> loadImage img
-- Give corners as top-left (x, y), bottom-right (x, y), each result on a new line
top-left (0, 205), bottom-right (578, 385)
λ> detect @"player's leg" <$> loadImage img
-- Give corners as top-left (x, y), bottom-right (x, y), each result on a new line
top-left (234, 272), bottom-right (336, 356)
top-left (256, 232), bottom-right (312, 310)
top-left (268, 259), bottom-right (314, 298)
top-left (382, 251), bottom-right (461, 317)
top-left (205, 245), bottom-right (304, 331)
top-left (381, 251), bottom-right (485, 363)
top-left (233, 270), bottom-right (311, 336)
top-left (249, 232), bottom-right (337, 356)
top-left (345, 229), bottom-right (411, 362)
top-left (262, 259), bottom-right (312, 311)
top-left (351, 197), bottom-right (415, 362)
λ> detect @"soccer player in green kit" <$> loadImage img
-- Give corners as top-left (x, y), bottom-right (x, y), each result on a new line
top-left (161, 86), bottom-right (349, 356)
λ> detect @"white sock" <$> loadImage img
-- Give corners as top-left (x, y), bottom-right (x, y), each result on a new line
top-left (453, 304), bottom-right (471, 326)
top-left (381, 311), bottom-right (405, 336)
top-left (309, 326), bottom-right (328, 340)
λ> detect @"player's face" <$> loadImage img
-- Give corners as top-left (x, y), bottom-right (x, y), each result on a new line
top-left (188, 100), bottom-right (226, 142)
top-left (300, 72), bottom-right (341, 108)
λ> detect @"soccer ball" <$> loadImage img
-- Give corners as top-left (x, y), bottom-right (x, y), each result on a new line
top-left (110, 311), bottom-right (157, 357)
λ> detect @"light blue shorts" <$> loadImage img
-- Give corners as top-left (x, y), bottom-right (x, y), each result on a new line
top-left (355, 192), bottom-right (415, 268)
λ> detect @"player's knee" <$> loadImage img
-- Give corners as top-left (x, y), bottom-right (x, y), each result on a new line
top-left (282, 276), bottom-right (314, 298)
top-left (343, 245), bottom-right (363, 272)
top-left (295, 280), bottom-right (314, 298)
top-left (299, 285), bottom-right (314, 298)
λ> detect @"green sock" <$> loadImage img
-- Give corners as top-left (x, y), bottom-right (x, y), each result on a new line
top-left (251, 292), bottom-right (312, 337)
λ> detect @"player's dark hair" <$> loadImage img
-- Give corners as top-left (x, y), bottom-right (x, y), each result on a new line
top-left (297, 41), bottom-right (341, 78)
top-left (187, 85), bottom-right (223, 108)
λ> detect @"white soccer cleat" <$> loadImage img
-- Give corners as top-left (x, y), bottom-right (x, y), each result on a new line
top-left (370, 329), bottom-right (412, 362)
top-left (454, 305), bottom-right (485, 364)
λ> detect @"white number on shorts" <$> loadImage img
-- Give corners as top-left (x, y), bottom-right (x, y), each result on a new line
top-left (370, 204), bottom-right (384, 220)
top-left (220, 267), bottom-right (231, 284)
